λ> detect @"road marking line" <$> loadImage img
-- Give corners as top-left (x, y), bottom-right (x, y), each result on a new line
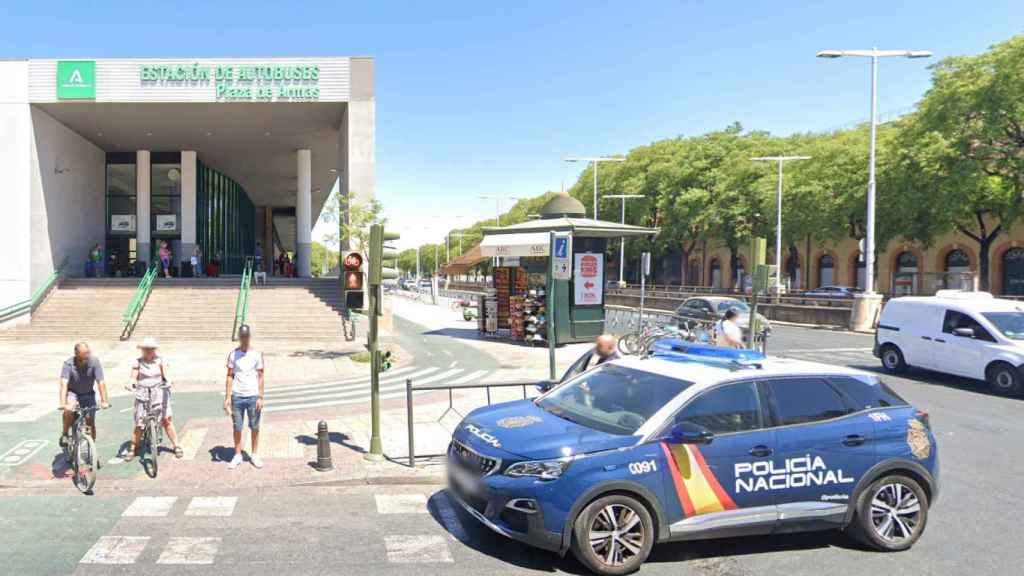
top-left (156, 537), bottom-right (221, 565)
top-left (443, 350), bottom-right (453, 357)
top-left (264, 365), bottom-right (418, 392)
top-left (375, 494), bottom-right (428, 514)
top-left (122, 496), bottom-right (177, 517)
top-left (265, 368), bottom-right (461, 409)
top-left (0, 439), bottom-right (48, 467)
top-left (80, 536), bottom-right (149, 564)
top-left (185, 496), bottom-right (238, 517)
top-left (436, 492), bottom-right (470, 542)
top-left (447, 370), bottom-right (488, 385)
top-left (264, 388), bottom-right (435, 413)
top-left (178, 427), bottom-right (207, 461)
top-left (264, 366), bottom-right (439, 397)
top-left (384, 535), bottom-right (453, 563)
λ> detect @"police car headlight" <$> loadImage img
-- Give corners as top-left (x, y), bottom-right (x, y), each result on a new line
top-left (505, 458), bottom-right (571, 480)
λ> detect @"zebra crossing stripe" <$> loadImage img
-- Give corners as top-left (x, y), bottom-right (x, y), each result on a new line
top-left (80, 536), bottom-right (150, 564)
top-left (267, 368), bottom-right (463, 406)
top-left (185, 496), bottom-right (238, 517)
top-left (264, 368), bottom-right (466, 413)
top-left (178, 427), bottom-right (207, 461)
top-left (264, 386), bottom-right (442, 413)
top-left (375, 494), bottom-right (428, 514)
top-left (264, 366), bottom-right (440, 397)
top-left (264, 365), bottom-right (418, 393)
top-left (122, 496), bottom-right (177, 517)
top-left (156, 537), bottom-right (221, 565)
top-left (446, 370), bottom-right (488, 385)
top-left (384, 535), bottom-right (453, 563)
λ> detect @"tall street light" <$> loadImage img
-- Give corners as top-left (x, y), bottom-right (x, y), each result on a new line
top-left (478, 195), bottom-right (522, 266)
top-left (817, 48), bottom-right (931, 294)
top-left (750, 156), bottom-right (811, 290)
top-left (565, 156), bottom-right (626, 219)
top-left (603, 194), bottom-right (644, 286)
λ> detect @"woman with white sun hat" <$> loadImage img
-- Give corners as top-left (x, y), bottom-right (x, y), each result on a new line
top-left (124, 336), bottom-right (183, 461)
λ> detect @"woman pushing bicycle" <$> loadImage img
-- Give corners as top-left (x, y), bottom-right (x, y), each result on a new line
top-left (123, 336), bottom-right (183, 461)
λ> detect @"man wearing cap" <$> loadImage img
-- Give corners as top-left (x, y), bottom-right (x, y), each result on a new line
top-left (59, 342), bottom-right (111, 447)
top-left (224, 324), bottom-right (265, 469)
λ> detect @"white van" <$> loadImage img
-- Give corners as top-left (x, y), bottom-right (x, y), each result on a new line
top-left (875, 290), bottom-right (1024, 395)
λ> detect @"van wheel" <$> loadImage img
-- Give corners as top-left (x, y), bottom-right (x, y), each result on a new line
top-left (986, 363), bottom-right (1023, 396)
top-left (879, 345), bottom-right (907, 374)
top-left (847, 474), bottom-right (928, 551)
top-left (571, 494), bottom-right (653, 576)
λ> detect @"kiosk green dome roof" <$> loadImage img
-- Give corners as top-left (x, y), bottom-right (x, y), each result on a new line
top-left (539, 192), bottom-right (586, 219)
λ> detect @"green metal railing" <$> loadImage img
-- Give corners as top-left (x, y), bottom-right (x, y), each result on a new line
top-left (121, 264), bottom-right (158, 340)
top-left (233, 257), bottom-right (254, 340)
top-left (0, 257), bottom-right (69, 324)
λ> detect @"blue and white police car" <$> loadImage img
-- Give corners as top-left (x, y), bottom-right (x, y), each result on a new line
top-left (447, 342), bottom-right (938, 575)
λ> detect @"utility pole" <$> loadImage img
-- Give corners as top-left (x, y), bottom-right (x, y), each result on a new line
top-left (565, 156), bottom-right (626, 219)
top-left (750, 156), bottom-right (811, 291)
top-left (603, 194), bottom-right (644, 286)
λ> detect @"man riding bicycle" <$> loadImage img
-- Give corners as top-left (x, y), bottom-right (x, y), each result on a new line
top-left (123, 337), bottom-right (183, 460)
top-left (59, 342), bottom-right (111, 447)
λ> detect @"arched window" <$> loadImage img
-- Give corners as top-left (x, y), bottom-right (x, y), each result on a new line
top-left (687, 259), bottom-right (701, 286)
top-left (1003, 248), bottom-right (1024, 295)
top-left (943, 248), bottom-right (971, 290)
top-left (709, 259), bottom-right (721, 289)
top-left (945, 249), bottom-right (969, 271)
top-left (896, 251), bottom-right (918, 270)
top-left (818, 254), bottom-right (835, 287)
top-left (893, 251), bottom-right (919, 295)
top-left (785, 251), bottom-right (801, 290)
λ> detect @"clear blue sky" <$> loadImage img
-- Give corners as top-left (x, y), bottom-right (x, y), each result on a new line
top-left (4, 1), bottom-right (1022, 248)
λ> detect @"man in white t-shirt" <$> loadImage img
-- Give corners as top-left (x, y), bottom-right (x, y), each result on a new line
top-left (714, 308), bottom-right (745, 349)
top-left (223, 324), bottom-right (265, 469)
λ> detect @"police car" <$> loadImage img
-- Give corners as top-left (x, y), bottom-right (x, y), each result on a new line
top-left (447, 341), bottom-right (938, 575)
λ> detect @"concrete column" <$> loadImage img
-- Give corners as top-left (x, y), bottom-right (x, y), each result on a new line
top-left (136, 150), bottom-right (151, 266)
top-left (296, 148), bottom-right (312, 277)
top-left (180, 150), bottom-right (197, 272)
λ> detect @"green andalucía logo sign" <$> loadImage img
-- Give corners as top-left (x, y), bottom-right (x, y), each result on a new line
top-left (56, 61), bottom-right (96, 100)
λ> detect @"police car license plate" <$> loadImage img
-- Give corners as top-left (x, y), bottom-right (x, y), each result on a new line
top-left (449, 464), bottom-right (481, 495)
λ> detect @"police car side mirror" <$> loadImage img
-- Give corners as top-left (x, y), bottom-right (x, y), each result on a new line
top-left (536, 380), bottom-right (557, 393)
top-left (952, 327), bottom-right (974, 338)
top-left (667, 421), bottom-right (714, 445)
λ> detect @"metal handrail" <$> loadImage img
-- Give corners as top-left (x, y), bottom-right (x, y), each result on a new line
top-left (121, 264), bottom-right (158, 340)
top-left (232, 256), bottom-right (254, 340)
top-left (0, 256), bottom-right (69, 323)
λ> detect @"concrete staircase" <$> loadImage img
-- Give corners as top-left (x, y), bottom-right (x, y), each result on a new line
top-left (0, 277), bottom-right (347, 343)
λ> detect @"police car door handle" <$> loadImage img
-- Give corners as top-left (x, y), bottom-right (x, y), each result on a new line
top-left (748, 445), bottom-right (772, 457)
top-left (842, 434), bottom-right (866, 447)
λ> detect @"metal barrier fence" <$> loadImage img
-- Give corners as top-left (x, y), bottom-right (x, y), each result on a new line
top-left (404, 377), bottom-right (541, 467)
top-left (604, 305), bottom-right (677, 336)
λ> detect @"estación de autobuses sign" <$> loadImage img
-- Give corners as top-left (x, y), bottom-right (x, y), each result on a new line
top-left (139, 63), bottom-right (321, 101)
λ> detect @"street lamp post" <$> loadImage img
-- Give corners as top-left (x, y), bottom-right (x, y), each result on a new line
top-left (750, 156), bottom-right (811, 291)
top-left (603, 194), bottom-right (644, 286)
top-left (565, 156), bottom-right (626, 219)
top-left (478, 195), bottom-right (522, 266)
top-left (817, 48), bottom-right (931, 294)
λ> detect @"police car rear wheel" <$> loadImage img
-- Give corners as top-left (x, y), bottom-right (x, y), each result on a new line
top-left (572, 495), bottom-right (653, 575)
top-left (879, 345), bottom-right (907, 374)
top-left (851, 475), bottom-right (928, 551)
top-left (986, 363), bottom-right (1023, 396)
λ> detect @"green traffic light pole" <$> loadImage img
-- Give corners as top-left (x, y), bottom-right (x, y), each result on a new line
top-left (366, 224), bottom-right (399, 460)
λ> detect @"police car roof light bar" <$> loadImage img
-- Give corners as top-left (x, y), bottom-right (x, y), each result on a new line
top-left (650, 339), bottom-right (765, 369)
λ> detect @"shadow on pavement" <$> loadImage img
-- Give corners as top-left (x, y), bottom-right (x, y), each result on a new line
top-left (293, 431), bottom-right (364, 454)
top-left (287, 349), bottom-right (357, 360)
top-left (208, 445), bottom-right (235, 462)
top-left (850, 363), bottom-right (1023, 402)
top-left (647, 529), bottom-right (864, 566)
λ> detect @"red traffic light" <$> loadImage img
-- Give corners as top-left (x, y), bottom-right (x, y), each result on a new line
top-left (345, 270), bottom-right (363, 290)
top-left (344, 252), bottom-right (364, 271)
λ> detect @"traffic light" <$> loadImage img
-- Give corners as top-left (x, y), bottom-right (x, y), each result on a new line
top-left (379, 349), bottom-right (393, 372)
top-left (343, 251), bottom-right (364, 310)
top-left (368, 225), bottom-right (400, 286)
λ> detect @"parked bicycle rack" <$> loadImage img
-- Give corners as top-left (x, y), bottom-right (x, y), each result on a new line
top-left (404, 377), bottom-right (541, 467)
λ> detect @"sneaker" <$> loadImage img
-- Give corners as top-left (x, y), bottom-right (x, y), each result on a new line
top-left (227, 453), bottom-right (244, 470)
top-left (250, 454), bottom-right (264, 469)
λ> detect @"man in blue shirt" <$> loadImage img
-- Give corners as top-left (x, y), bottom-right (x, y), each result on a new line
top-left (59, 342), bottom-right (111, 446)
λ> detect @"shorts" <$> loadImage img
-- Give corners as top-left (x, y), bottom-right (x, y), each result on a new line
top-left (133, 387), bottom-right (172, 427)
top-left (66, 391), bottom-right (96, 409)
top-left (231, 394), bottom-right (261, 433)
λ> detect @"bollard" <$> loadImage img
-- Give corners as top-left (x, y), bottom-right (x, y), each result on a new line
top-left (314, 420), bottom-right (334, 472)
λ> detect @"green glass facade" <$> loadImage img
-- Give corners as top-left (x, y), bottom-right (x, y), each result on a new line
top-left (197, 161), bottom-right (255, 274)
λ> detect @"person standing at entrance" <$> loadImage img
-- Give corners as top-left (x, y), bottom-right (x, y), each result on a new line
top-left (191, 245), bottom-right (203, 278)
top-left (714, 309), bottom-right (745, 349)
top-left (159, 241), bottom-right (172, 278)
top-left (224, 325), bottom-right (265, 469)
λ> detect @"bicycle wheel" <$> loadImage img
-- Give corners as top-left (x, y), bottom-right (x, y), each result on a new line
top-left (74, 435), bottom-right (97, 494)
top-left (145, 418), bottom-right (160, 478)
top-left (618, 333), bottom-right (639, 355)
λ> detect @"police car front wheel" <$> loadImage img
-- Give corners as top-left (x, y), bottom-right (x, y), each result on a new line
top-left (571, 494), bottom-right (654, 576)
top-left (849, 474), bottom-right (929, 552)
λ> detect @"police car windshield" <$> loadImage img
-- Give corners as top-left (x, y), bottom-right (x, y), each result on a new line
top-left (537, 364), bottom-right (693, 436)
top-left (982, 312), bottom-right (1024, 340)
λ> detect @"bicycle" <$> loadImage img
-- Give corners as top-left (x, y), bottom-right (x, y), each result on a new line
top-left (134, 384), bottom-right (169, 479)
top-left (60, 404), bottom-right (102, 494)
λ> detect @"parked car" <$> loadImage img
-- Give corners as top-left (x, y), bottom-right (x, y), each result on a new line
top-left (672, 296), bottom-right (770, 334)
top-left (875, 290), bottom-right (1024, 395)
top-left (803, 285), bottom-right (863, 299)
top-left (449, 343), bottom-right (938, 574)
top-left (416, 278), bottom-right (433, 293)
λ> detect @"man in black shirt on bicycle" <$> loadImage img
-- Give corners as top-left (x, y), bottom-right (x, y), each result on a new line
top-left (60, 342), bottom-right (111, 447)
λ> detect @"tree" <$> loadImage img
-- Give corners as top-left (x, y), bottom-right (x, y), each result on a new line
top-left (319, 190), bottom-right (384, 252)
top-left (899, 36), bottom-right (1024, 289)
top-left (310, 242), bottom-right (338, 277)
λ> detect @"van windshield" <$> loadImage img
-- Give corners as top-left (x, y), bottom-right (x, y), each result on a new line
top-left (536, 364), bottom-right (693, 435)
top-left (982, 312), bottom-right (1024, 340)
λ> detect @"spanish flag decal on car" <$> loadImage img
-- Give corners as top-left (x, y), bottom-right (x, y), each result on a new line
top-left (661, 442), bottom-right (737, 517)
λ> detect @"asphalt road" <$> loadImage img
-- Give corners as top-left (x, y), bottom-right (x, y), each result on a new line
top-left (3, 324), bottom-right (1022, 575)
